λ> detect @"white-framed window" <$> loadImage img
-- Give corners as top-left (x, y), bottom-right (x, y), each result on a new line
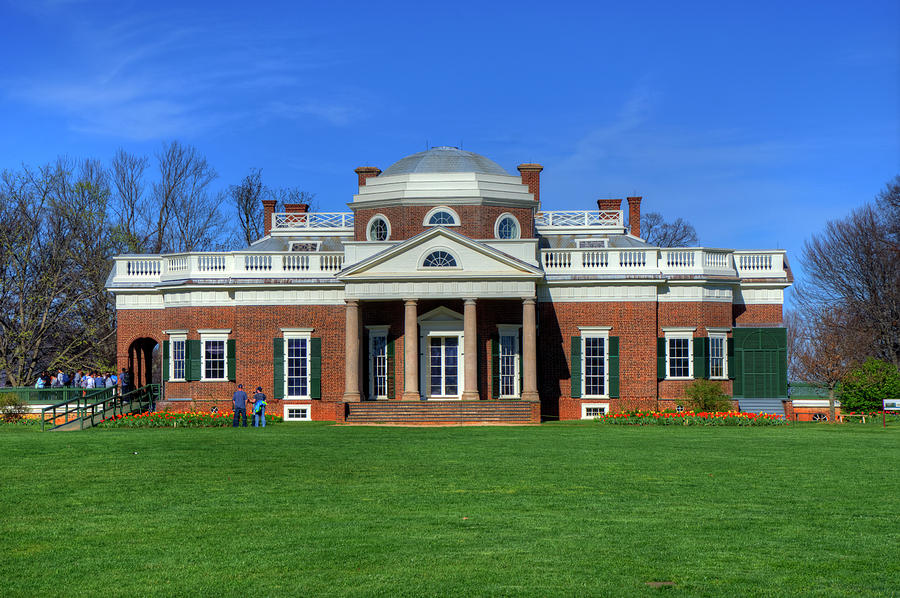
top-left (284, 404), bottom-right (312, 421)
top-left (198, 330), bottom-right (230, 381)
top-left (366, 215), bottom-right (390, 241)
top-left (497, 325), bottom-right (520, 398)
top-left (290, 241), bottom-right (320, 252)
top-left (283, 329), bottom-right (312, 399)
top-left (581, 403), bottom-right (609, 419)
top-left (421, 249), bottom-right (459, 269)
top-left (708, 332), bottom-right (728, 379)
top-left (164, 330), bottom-right (187, 381)
top-left (580, 326), bottom-right (610, 398)
top-left (577, 238), bottom-right (609, 248)
top-left (368, 326), bottom-right (389, 399)
top-left (664, 328), bottom-right (695, 380)
top-left (423, 206), bottom-right (460, 227)
top-left (494, 213), bottom-right (520, 239)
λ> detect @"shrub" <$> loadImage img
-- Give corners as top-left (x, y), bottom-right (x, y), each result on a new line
top-left (0, 395), bottom-right (28, 423)
top-left (839, 358), bottom-right (900, 412)
top-left (683, 379), bottom-right (733, 412)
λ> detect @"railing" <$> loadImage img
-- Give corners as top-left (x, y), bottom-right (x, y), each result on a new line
top-left (535, 210), bottom-right (623, 229)
top-left (0, 387), bottom-right (85, 404)
top-left (272, 212), bottom-right (354, 230)
top-left (41, 385), bottom-right (160, 431)
top-left (111, 251), bottom-right (346, 284)
top-left (541, 248), bottom-right (784, 277)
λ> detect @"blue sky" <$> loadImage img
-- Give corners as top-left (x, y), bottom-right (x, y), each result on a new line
top-left (1, 0), bottom-right (898, 291)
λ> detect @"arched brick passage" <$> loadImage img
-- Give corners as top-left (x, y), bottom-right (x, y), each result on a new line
top-left (127, 337), bottom-right (159, 388)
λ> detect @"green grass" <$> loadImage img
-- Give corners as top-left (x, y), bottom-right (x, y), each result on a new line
top-left (1, 423), bottom-right (898, 597)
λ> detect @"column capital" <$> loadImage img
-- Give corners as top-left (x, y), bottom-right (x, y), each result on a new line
top-left (345, 299), bottom-right (359, 307)
top-left (402, 298), bottom-right (418, 305)
top-left (463, 297), bottom-right (477, 305)
top-left (522, 296), bottom-right (537, 305)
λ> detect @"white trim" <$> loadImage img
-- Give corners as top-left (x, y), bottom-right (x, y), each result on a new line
top-left (792, 399), bottom-right (841, 408)
top-left (494, 213), bottom-right (521, 240)
top-left (163, 329), bottom-right (188, 335)
top-left (708, 332), bottom-right (728, 380)
top-left (283, 331), bottom-right (312, 400)
top-left (706, 327), bottom-right (732, 333)
top-left (422, 206), bottom-right (461, 227)
top-left (166, 333), bottom-right (187, 382)
top-left (365, 214), bottom-right (391, 241)
top-left (200, 333), bottom-right (229, 382)
top-left (198, 328), bottom-right (232, 334)
top-left (367, 326), bottom-right (390, 400)
top-left (496, 324), bottom-right (522, 398)
top-left (283, 403), bottom-right (312, 421)
top-left (581, 330), bottom-right (610, 398)
top-left (664, 332), bottom-right (693, 380)
top-left (581, 403), bottom-right (610, 419)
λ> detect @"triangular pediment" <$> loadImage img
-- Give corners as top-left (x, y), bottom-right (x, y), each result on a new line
top-left (338, 228), bottom-right (543, 280)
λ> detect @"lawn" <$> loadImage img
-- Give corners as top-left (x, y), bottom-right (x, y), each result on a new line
top-left (1, 422), bottom-right (897, 597)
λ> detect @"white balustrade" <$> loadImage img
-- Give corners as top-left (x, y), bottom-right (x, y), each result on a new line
top-left (272, 212), bottom-right (354, 230)
top-left (535, 210), bottom-right (623, 229)
top-left (734, 251), bottom-right (784, 276)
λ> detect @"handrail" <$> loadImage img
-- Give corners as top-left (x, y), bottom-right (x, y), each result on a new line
top-left (0, 387), bottom-right (85, 404)
top-left (40, 385), bottom-right (160, 431)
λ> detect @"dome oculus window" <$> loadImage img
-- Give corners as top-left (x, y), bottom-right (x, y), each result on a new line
top-left (422, 250), bottom-right (457, 268)
top-left (423, 207), bottom-right (460, 227)
top-left (367, 215), bottom-right (390, 241)
top-left (495, 214), bottom-right (520, 239)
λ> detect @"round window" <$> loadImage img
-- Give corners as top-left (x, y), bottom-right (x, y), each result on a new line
top-left (428, 211), bottom-right (455, 225)
top-left (496, 215), bottom-right (519, 239)
top-left (368, 217), bottom-right (389, 241)
top-left (422, 251), bottom-right (457, 268)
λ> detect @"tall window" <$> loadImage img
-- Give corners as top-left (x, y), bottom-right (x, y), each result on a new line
top-left (667, 336), bottom-right (692, 379)
top-left (203, 340), bottom-right (226, 380)
top-left (370, 332), bottom-right (388, 398)
top-left (584, 336), bottom-right (606, 396)
top-left (171, 338), bottom-right (186, 380)
top-left (286, 337), bottom-right (309, 398)
top-left (429, 336), bottom-right (459, 397)
top-left (499, 332), bottom-right (519, 397)
top-left (709, 334), bottom-right (727, 379)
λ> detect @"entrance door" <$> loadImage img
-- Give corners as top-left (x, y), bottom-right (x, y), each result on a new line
top-left (427, 336), bottom-right (460, 399)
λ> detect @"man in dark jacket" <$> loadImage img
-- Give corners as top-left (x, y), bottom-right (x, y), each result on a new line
top-left (232, 384), bottom-right (249, 427)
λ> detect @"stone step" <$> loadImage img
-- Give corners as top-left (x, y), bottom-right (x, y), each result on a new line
top-left (346, 401), bottom-right (536, 424)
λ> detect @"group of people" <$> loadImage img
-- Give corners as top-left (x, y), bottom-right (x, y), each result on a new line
top-left (231, 384), bottom-right (267, 427)
top-left (33, 368), bottom-right (134, 395)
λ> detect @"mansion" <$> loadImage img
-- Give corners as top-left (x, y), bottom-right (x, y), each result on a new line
top-left (107, 147), bottom-right (791, 423)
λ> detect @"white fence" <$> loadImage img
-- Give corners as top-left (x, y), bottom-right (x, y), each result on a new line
top-left (113, 251), bottom-right (346, 283)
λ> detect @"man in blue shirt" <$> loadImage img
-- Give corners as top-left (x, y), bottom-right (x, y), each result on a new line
top-left (232, 384), bottom-right (249, 427)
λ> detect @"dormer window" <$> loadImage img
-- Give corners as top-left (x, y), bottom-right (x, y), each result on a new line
top-left (423, 207), bottom-right (460, 227)
top-left (495, 214), bottom-right (520, 239)
top-left (422, 250), bottom-right (458, 268)
top-left (577, 239), bottom-right (609, 249)
top-left (366, 215), bottom-right (390, 241)
top-left (290, 242), bottom-right (320, 252)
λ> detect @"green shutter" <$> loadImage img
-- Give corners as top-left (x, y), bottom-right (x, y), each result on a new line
top-left (775, 328), bottom-right (788, 398)
top-left (657, 338), bottom-right (666, 379)
top-left (727, 338), bottom-right (735, 379)
top-left (491, 336), bottom-right (500, 399)
top-left (732, 334), bottom-right (744, 397)
top-left (227, 339), bottom-right (236, 382)
top-left (187, 340), bottom-right (202, 381)
top-left (387, 339), bottom-right (396, 399)
top-left (310, 337), bottom-right (322, 399)
top-left (694, 337), bottom-right (708, 379)
top-left (273, 338), bottom-right (284, 400)
top-left (608, 336), bottom-right (620, 398)
top-left (570, 336), bottom-right (582, 398)
top-left (162, 340), bottom-right (170, 382)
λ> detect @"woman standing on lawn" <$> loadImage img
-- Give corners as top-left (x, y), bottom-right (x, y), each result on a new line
top-left (252, 386), bottom-right (267, 428)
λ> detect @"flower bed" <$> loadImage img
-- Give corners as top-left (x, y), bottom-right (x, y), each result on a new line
top-left (98, 411), bottom-right (283, 428)
top-left (594, 411), bottom-right (787, 426)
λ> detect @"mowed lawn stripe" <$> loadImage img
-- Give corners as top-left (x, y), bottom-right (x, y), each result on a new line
top-left (1, 423), bottom-right (897, 597)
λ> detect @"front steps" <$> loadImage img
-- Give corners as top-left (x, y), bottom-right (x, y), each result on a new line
top-left (345, 400), bottom-right (539, 425)
top-left (738, 398), bottom-right (786, 417)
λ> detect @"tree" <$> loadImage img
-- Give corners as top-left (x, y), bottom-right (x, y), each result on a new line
top-left (798, 177), bottom-right (900, 369)
top-left (839, 358), bottom-right (900, 413)
top-left (230, 169), bottom-right (266, 246)
top-left (641, 212), bottom-right (698, 246)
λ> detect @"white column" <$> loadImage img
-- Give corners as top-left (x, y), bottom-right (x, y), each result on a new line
top-left (402, 299), bottom-right (420, 400)
top-left (521, 297), bottom-right (539, 401)
top-left (462, 298), bottom-right (479, 400)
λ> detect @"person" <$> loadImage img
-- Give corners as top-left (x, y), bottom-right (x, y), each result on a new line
top-left (105, 373), bottom-right (115, 388)
top-left (252, 386), bottom-right (267, 428)
top-left (121, 368), bottom-right (132, 395)
top-left (232, 384), bottom-right (248, 427)
top-left (35, 376), bottom-right (45, 389)
top-left (73, 370), bottom-right (82, 388)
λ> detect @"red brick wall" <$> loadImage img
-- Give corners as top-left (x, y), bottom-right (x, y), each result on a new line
top-left (353, 205), bottom-right (534, 241)
top-left (657, 301), bottom-right (733, 399)
top-left (733, 303), bottom-right (783, 325)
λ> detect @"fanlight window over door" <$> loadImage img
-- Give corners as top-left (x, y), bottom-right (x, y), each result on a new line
top-left (422, 251), bottom-right (457, 268)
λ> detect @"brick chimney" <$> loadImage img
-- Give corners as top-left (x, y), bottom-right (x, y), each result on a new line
top-left (283, 203), bottom-right (309, 214)
top-left (627, 196), bottom-right (642, 237)
top-left (597, 198), bottom-right (622, 212)
top-left (355, 166), bottom-right (381, 187)
top-left (517, 163), bottom-right (543, 206)
top-left (261, 199), bottom-right (277, 237)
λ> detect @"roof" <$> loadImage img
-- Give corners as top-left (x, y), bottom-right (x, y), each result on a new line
top-left (381, 146), bottom-right (510, 176)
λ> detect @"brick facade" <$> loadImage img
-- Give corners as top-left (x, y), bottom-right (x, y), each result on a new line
top-left (354, 205), bottom-right (535, 242)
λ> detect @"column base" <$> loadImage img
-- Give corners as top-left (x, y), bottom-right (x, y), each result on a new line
top-left (401, 392), bottom-right (421, 401)
top-left (461, 391), bottom-right (480, 401)
top-left (521, 391), bottom-right (540, 402)
top-left (342, 392), bottom-right (362, 402)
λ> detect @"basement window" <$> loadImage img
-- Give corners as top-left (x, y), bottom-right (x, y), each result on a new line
top-left (284, 405), bottom-right (312, 421)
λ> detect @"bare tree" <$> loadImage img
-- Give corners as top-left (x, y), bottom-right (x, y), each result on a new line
top-left (110, 149), bottom-right (150, 253)
top-left (641, 212), bottom-right (698, 246)
top-left (230, 169), bottom-right (266, 246)
top-left (273, 186), bottom-right (317, 212)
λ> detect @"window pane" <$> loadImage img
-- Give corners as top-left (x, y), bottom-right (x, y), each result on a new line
top-left (498, 216), bottom-right (518, 239)
top-left (172, 340), bottom-right (185, 380)
top-left (584, 337), bottom-right (605, 396)
top-left (500, 334), bottom-right (517, 396)
top-left (428, 211), bottom-right (454, 225)
top-left (710, 337), bottom-right (725, 378)
top-left (423, 251), bottom-right (457, 268)
top-left (669, 338), bottom-right (690, 378)
top-left (287, 338), bottom-right (308, 397)
top-left (444, 338), bottom-right (458, 395)
top-left (204, 340), bottom-right (225, 379)
top-left (372, 335), bottom-right (387, 397)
